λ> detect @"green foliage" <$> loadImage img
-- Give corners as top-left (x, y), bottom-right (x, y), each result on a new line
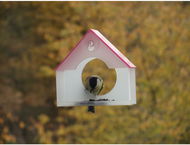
top-left (0, 1), bottom-right (190, 143)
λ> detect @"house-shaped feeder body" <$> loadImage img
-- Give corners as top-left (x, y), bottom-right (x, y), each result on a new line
top-left (56, 29), bottom-right (136, 106)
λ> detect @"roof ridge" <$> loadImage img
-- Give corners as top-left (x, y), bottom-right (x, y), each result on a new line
top-left (89, 29), bottom-right (136, 68)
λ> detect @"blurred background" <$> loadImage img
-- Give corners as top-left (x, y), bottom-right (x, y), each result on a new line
top-left (0, 2), bottom-right (190, 143)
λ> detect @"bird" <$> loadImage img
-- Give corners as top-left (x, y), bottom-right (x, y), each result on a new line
top-left (84, 75), bottom-right (104, 113)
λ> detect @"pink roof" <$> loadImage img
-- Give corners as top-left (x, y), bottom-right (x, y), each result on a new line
top-left (56, 29), bottom-right (136, 71)
top-left (90, 29), bottom-right (136, 68)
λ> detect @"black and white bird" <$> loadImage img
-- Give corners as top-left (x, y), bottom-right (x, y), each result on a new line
top-left (85, 75), bottom-right (104, 113)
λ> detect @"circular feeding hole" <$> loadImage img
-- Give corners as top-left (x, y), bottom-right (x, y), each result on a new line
top-left (82, 58), bottom-right (117, 95)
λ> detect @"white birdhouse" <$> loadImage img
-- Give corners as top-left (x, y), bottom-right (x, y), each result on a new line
top-left (55, 29), bottom-right (136, 107)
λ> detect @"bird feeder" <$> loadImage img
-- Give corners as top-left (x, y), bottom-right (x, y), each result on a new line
top-left (55, 29), bottom-right (136, 107)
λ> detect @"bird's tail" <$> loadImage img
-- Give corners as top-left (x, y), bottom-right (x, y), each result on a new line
top-left (88, 106), bottom-right (95, 113)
